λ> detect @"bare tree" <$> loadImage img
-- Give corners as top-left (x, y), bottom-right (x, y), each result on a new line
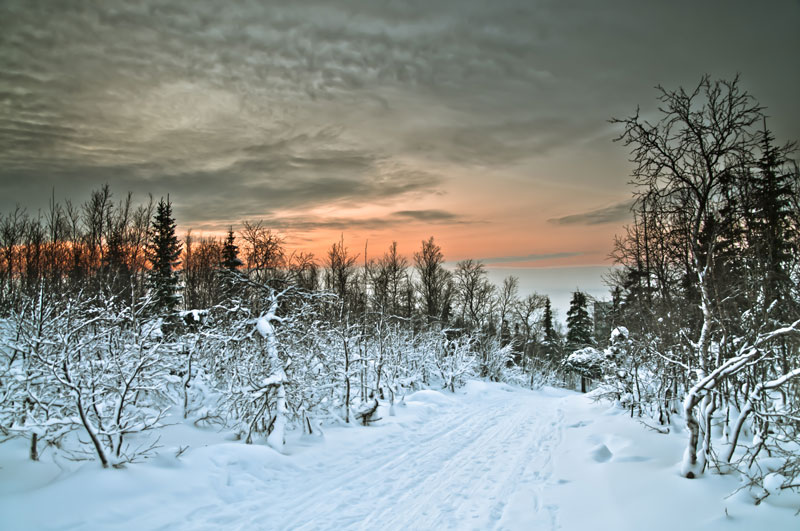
top-left (612, 75), bottom-right (794, 478)
top-left (324, 236), bottom-right (358, 305)
top-left (453, 259), bottom-right (495, 330)
top-left (0, 207), bottom-right (26, 307)
top-left (413, 237), bottom-right (451, 324)
top-left (371, 242), bottom-right (409, 317)
top-left (241, 221), bottom-right (285, 287)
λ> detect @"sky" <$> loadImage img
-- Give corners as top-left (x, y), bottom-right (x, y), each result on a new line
top-left (1, 0), bottom-right (798, 311)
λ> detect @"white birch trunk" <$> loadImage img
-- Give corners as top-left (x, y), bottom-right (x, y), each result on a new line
top-left (257, 296), bottom-right (287, 453)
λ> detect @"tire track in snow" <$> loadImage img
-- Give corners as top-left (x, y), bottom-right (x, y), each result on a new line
top-left (357, 397), bottom-right (528, 529)
top-left (184, 389), bottom-right (565, 531)
top-left (184, 396), bottom-right (502, 529)
top-left (274, 395), bottom-right (523, 530)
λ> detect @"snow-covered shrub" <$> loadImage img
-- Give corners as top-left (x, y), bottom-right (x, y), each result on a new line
top-left (433, 332), bottom-right (476, 392)
top-left (564, 347), bottom-right (605, 381)
top-left (1, 290), bottom-right (171, 467)
top-left (478, 335), bottom-right (514, 383)
top-left (580, 327), bottom-right (664, 417)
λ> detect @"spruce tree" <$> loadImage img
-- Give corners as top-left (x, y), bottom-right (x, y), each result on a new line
top-left (541, 296), bottom-right (559, 360)
top-left (542, 297), bottom-right (557, 344)
top-left (566, 291), bottom-right (593, 350)
top-left (146, 197), bottom-right (182, 322)
top-left (220, 227), bottom-right (242, 271)
top-left (218, 227), bottom-right (243, 303)
top-left (748, 123), bottom-right (797, 314)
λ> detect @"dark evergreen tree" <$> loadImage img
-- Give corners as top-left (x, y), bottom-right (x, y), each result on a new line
top-left (566, 291), bottom-right (593, 350)
top-left (146, 197), bottom-right (182, 322)
top-left (542, 297), bottom-right (556, 343)
top-left (218, 227), bottom-right (244, 303)
top-left (609, 285), bottom-right (622, 327)
top-left (747, 123), bottom-right (798, 314)
top-left (221, 227), bottom-right (242, 271)
top-left (541, 296), bottom-right (560, 361)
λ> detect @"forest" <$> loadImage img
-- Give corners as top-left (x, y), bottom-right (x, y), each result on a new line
top-left (1, 76), bottom-right (798, 505)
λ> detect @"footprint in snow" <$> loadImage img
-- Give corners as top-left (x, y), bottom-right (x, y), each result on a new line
top-left (615, 455), bottom-right (650, 463)
top-left (567, 420), bottom-right (592, 428)
top-left (590, 444), bottom-right (613, 463)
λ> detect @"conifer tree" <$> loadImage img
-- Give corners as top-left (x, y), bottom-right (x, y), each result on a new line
top-left (218, 227), bottom-right (244, 304)
top-left (566, 291), bottom-right (593, 350)
top-left (542, 297), bottom-right (556, 344)
top-left (146, 197), bottom-right (182, 321)
top-left (541, 296), bottom-right (560, 361)
top-left (221, 227), bottom-right (242, 271)
top-left (747, 123), bottom-right (797, 314)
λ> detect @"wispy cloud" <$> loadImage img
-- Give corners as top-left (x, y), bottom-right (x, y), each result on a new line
top-left (187, 209), bottom-right (469, 233)
top-left (479, 252), bottom-right (583, 265)
top-left (548, 201), bottom-right (633, 226)
top-left (393, 210), bottom-right (461, 222)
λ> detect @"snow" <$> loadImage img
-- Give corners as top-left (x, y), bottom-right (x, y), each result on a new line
top-left (1, 381), bottom-right (797, 530)
top-left (610, 326), bottom-right (629, 342)
top-left (566, 346), bottom-right (604, 366)
top-left (255, 315), bottom-right (274, 339)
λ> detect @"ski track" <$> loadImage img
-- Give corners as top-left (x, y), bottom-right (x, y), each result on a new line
top-left (180, 391), bottom-right (565, 531)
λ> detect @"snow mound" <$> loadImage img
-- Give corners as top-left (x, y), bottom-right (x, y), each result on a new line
top-left (461, 380), bottom-right (515, 397)
top-left (188, 443), bottom-right (295, 473)
top-left (405, 389), bottom-right (454, 406)
top-left (762, 473), bottom-right (800, 509)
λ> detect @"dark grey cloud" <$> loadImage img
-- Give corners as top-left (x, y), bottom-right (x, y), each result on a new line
top-left (0, 159), bottom-right (444, 227)
top-left (480, 252), bottom-right (583, 265)
top-left (548, 201), bottom-right (634, 226)
top-left (186, 208), bottom-right (469, 233)
top-left (0, 0), bottom-right (797, 232)
top-left (393, 210), bottom-right (459, 222)
top-left (403, 118), bottom-right (609, 167)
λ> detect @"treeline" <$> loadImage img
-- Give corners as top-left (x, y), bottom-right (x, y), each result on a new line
top-left (587, 77), bottom-right (800, 496)
top-left (0, 183), bottom-right (584, 468)
top-left (0, 187), bottom-right (569, 363)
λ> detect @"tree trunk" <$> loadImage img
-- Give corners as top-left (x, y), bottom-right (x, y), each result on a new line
top-left (77, 392), bottom-right (109, 468)
top-left (683, 268), bottom-right (714, 478)
top-left (29, 432), bottom-right (38, 461)
top-left (343, 333), bottom-right (351, 424)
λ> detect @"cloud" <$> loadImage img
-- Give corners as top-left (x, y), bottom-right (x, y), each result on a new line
top-left (480, 252), bottom-right (583, 265)
top-left (0, 0), bottom-right (591, 186)
top-left (187, 208), bottom-right (469, 233)
top-left (401, 117), bottom-right (610, 167)
top-left (547, 201), bottom-right (633, 226)
top-left (0, 0), bottom-right (797, 245)
top-left (392, 210), bottom-right (460, 222)
top-left (0, 159), bottom-right (446, 228)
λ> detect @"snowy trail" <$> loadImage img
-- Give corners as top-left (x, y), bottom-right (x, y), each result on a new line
top-left (182, 386), bottom-right (564, 531)
top-left (3, 381), bottom-right (798, 531)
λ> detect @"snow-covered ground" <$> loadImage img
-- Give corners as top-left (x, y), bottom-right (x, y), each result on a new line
top-left (1, 381), bottom-right (796, 530)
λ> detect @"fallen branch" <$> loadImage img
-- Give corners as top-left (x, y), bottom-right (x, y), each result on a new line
top-left (637, 420), bottom-right (669, 434)
top-left (355, 399), bottom-right (380, 426)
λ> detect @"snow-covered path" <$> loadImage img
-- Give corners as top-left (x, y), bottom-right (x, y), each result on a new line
top-left (1, 381), bottom-right (797, 530)
top-left (183, 384), bottom-right (565, 530)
